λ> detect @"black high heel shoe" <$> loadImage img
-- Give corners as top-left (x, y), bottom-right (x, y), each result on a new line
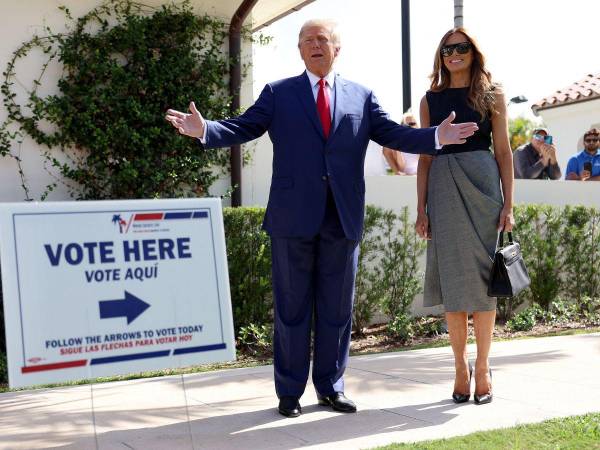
top-left (474, 368), bottom-right (493, 405)
top-left (452, 364), bottom-right (473, 404)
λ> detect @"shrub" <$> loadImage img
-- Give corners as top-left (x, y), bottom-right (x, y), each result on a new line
top-left (513, 204), bottom-right (563, 310)
top-left (379, 207), bottom-right (426, 324)
top-left (223, 207), bottom-right (272, 334)
top-left (387, 313), bottom-right (414, 343)
top-left (237, 323), bottom-right (273, 357)
top-left (561, 206), bottom-right (600, 303)
top-left (0, 352), bottom-right (6, 386)
top-left (543, 298), bottom-right (578, 325)
top-left (353, 205), bottom-right (386, 334)
top-left (413, 316), bottom-right (445, 337)
top-left (506, 307), bottom-right (537, 332)
top-left (353, 206), bottom-right (426, 335)
top-left (579, 295), bottom-right (600, 315)
top-left (577, 296), bottom-right (600, 326)
top-left (497, 295), bottom-right (525, 323)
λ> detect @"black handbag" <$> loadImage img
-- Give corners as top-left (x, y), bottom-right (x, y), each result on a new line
top-left (487, 232), bottom-right (531, 298)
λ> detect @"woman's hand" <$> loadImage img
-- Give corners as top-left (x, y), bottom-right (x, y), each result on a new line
top-left (497, 206), bottom-right (515, 232)
top-left (415, 211), bottom-right (431, 240)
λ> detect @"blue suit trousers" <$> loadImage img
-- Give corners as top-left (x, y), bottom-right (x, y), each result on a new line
top-left (271, 187), bottom-right (359, 398)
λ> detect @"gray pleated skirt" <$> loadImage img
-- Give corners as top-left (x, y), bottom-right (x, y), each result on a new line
top-left (423, 150), bottom-right (503, 312)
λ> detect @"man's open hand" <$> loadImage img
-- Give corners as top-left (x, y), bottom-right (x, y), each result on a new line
top-left (165, 102), bottom-right (205, 138)
top-left (437, 111), bottom-right (479, 146)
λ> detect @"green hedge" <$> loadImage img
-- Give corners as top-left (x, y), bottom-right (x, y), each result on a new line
top-left (222, 207), bottom-right (272, 334)
top-left (193, 203), bottom-right (600, 331)
top-left (224, 205), bottom-right (427, 340)
top-left (354, 206), bottom-right (426, 338)
top-left (502, 205), bottom-right (600, 320)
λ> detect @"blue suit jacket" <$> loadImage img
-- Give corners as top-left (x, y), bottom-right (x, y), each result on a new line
top-left (204, 72), bottom-right (437, 241)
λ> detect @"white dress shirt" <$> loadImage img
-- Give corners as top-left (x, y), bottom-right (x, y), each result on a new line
top-left (305, 69), bottom-right (335, 120)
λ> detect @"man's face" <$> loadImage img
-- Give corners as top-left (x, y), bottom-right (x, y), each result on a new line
top-left (298, 25), bottom-right (339, 78)
top-left (531, 130), bottom-right (548, 152)
top-left (584, 134), bottom-right (600, 154)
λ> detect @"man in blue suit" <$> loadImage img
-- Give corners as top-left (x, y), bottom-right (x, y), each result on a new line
top-left (166, 19), bottom-right (477, 418)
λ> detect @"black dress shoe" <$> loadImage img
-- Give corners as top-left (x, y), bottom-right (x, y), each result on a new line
top-left (474, 368), bottom-right (493, 405)
top-left (452, 363), bottom-right (473, 404)
top-left (317, 392), bottom-right (357, 413)
top-left (278, 396), bottom-right (301, 417)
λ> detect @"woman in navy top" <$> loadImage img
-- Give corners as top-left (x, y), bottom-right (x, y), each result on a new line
top-left (415, 28), bottom-right (515, 405)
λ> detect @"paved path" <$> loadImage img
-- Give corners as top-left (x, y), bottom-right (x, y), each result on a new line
top-left (1, 332), bottom-right (599, 449)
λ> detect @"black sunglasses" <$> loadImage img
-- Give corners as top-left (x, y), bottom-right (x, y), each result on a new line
top-left (585, 137), bottom-right (599, 143)
top-left (441, 42), bottom-right (472, 57)
top-left (406, 122), bottom-right (417, 127)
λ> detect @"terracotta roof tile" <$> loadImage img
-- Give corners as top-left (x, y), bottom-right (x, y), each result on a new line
top-left (533, 73), bottom-right (600, 112)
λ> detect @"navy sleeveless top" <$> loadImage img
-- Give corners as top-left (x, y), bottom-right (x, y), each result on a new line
top-left (426, 87), bottom-right (492, 154)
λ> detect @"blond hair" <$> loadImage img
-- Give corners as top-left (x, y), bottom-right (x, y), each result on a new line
top-left (298, 19), bottom-right (341, 48)
top-left (402, 112), bottom-right (417, 126)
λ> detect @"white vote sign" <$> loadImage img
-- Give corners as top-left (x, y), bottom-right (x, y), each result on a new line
top-left (0, 198), bottom-right (235, 388)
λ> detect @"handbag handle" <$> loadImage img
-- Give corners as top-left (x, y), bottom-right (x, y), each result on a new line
top-left (497, 231), bottom-right (514, 249)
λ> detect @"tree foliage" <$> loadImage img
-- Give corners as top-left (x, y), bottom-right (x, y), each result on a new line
top-left (509, 116), bottom-right (540, 151)
top-left (0, 0), bottom-right (257, 200)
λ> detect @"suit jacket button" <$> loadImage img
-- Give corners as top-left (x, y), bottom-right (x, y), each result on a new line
top-left (322, 175), bottom-right (328, 181)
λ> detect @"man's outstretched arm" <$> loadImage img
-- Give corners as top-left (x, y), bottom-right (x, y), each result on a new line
top-left (369, 91), bottom-right (478, 154)
top-left (166, 84), bottom-right (274, 148)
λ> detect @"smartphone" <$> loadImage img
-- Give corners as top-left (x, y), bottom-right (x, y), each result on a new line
top-left (544, 135), bottom-right (553, 145)
top-left (584, 161), bottom-right (593, 173)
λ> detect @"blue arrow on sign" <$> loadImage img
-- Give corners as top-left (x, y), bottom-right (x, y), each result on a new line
top-left (99, 291), bottom-right (150, 325)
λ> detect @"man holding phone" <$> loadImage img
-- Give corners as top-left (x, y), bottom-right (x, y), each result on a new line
top-left (513, 127), bottom-right (562, 179)
top-left (566, 128), bottom-right (600, 181)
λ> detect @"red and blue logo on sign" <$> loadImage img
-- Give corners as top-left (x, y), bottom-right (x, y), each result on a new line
top-left (112, 211), bottom-right (208, 233)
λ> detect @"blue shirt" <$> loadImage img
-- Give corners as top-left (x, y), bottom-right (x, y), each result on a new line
top-left (565, 150), bottom-right (600, 178)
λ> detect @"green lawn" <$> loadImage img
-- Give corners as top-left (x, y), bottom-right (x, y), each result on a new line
top-left (374, 413), bottom-right (600, 450)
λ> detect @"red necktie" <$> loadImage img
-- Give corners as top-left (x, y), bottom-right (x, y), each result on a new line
top-left (316, 78), bottom-right (331, 138)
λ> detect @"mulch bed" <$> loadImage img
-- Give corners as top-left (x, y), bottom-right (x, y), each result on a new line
top-left (348, 321), bottom-right (598, 356)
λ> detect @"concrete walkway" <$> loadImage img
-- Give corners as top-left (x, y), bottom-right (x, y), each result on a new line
top-left (1, 332), bottom-right (599, 450)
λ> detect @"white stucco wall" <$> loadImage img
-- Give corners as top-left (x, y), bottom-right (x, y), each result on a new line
top-left (0, 0), bottom-right (252, 202)
top-left (536, 98), bottom-right (600, 175)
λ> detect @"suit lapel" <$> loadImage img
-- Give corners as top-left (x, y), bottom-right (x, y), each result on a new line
top-left (330, 74), bottom-right (347, 139)
top-left (294, 72), bottom-right (325, 140)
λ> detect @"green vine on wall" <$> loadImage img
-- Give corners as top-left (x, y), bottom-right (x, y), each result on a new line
top-left (0, 0), bottom-right (261, 200)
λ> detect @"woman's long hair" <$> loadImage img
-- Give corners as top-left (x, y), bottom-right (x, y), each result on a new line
top-left (429, 27), bottom-right (497, 120)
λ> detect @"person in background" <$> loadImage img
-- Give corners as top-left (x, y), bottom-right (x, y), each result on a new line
top-left (513, 127), bottom-right (561, 179)
top-left (565, 128), bottom-right (600, 181)
top-left (364, 140), bottom-right (389, 175)
top-left (382, 113), bottom-right (420, 175)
